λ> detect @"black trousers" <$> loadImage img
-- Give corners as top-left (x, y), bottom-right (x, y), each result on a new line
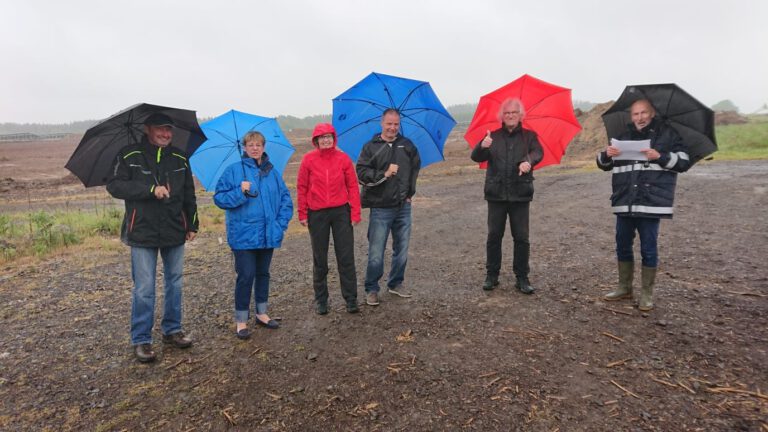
top-left (486, 201), bottom-right (530, 278)
top-left (308, 205), bottom-right (358, 304)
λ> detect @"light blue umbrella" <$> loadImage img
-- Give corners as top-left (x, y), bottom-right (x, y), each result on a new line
top-left (332, 72), bottom-right (456, 167)
top-left (190, 110), bottom-right (294, 191)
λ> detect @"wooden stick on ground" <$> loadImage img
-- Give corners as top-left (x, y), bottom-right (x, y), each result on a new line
top-left (606, 358), bottom-right (631, 368)
top-left (603, 307), bottom-right (633, 316)
top-left (649, 375), bottom-right (678, 388)
top-left (602, 332), bottom-right (625, 343)
top-left (725, 291), bottom-right (767, 297)
top-left (706, 387), bottom-right (768, 400)
top-left (610, 380), bottom-right (640, 399)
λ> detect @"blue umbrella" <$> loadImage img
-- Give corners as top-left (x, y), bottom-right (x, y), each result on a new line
top-left (332, 72), bottom-right (456, 167)
top-left (190, 110), bottom-right (294, 191)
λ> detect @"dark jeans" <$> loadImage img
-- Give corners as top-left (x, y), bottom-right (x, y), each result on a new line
top-left (486, 201), bottom-right (530, 278)
top-left (308, 205), bottom-right (358, 304)
top-left (364, 203), bottom-right (412, 293)
top-left (232, 248), bottom-right (274, 322)
top-left (615, 216), bottom-right (660, 268)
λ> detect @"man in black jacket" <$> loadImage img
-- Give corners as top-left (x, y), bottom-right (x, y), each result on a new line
top-left (107, 113), bottom-right (199, 362)
top-left (356, 109), bottom-right (421, 306)
top-left (471, 98), bottom-right (543, 294)
top-left (597, 99), bottom-right (690, 311)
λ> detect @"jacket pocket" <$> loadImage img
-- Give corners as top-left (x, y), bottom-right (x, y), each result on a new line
top-left (484, 176), bottom-right (503, 200)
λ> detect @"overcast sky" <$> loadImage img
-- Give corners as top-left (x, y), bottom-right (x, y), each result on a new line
top-left (2, 0), bottom-right (765, 123)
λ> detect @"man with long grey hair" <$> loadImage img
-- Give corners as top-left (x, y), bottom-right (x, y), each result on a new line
top-left (471, 98), bottom-right (543, 294)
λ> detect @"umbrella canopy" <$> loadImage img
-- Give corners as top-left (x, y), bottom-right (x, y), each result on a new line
top-left (332, 72), bottom-right (456, 167)
top-left (189, 110), bottom-right (294, 191)
top-left (601, 83), bottom-right (716, 164)
top-left (464, 74), bottom-right (582, 170)
top-left (65, 103), bottom-right (206, 187)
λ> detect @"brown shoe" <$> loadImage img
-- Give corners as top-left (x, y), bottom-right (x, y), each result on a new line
top-left (134, 344), bottom-right (156, 363)
top-left (162, 331), bottom-right (193, 349)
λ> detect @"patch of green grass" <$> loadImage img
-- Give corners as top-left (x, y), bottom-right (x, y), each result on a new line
top-left (0, 207), bottom-right (123, 263)
top-left (713, 117), bottom-right (768, 160)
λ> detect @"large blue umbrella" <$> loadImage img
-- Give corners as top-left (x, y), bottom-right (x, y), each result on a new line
top-left (190, 110), bottom-right (294, 191)
top-left (332, 72), bottom-right (456, 167)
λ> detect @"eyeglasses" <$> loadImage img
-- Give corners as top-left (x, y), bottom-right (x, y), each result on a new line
top-left (503, 111), bottom-right (521, 116)
top-left (317, 134), bottom-right (334, 141)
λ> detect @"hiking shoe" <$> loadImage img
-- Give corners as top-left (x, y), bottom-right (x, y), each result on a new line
top-left (482, 276), bottom-right (499, 291)
top-left (515, 277), bottom-right (535, 295)
top-left (346, 301), bottom-right (360, 313)
top-left (365, 291), bottom-right (380, 306)
top-left (388, 285), bottom-right (413, 298)
top-left (162, 331), bottom-right (193, 348)
top-left (134, 343), bottom-right (156, 363)
top-left (316, 302), bottom-right (329, 315)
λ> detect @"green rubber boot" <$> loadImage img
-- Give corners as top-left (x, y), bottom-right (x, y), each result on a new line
top-left (604, 261), bottom-right (634, 301)
top-left (639, 266), bottom-right (656, 311)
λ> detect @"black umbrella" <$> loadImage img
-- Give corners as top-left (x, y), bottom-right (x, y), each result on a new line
top-left (602, 83), bottom-right (717, 165)
top-left (65, 103), bottom-right (207, 187)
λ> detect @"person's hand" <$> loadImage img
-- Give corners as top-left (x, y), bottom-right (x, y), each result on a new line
top-left (300, 220), bottom-right (308, 227)
top-left (385, 163), bottom-right (399, 178)
top-left (186, 231), bottom-right (197, 241)
top-left (352, 221), bottom-right (360, 227)
top-left (481, 130), bottom-right (493, 148)
top-left (518, 161), bottom-right (532, 176)
top-left (606, 145), bottom-right (621, 158)
top-left (641, 148), bottom-right (660, 161)
top-left (154, 185), bottom-right (170, 200)
top-left (241, 181), bottom-right (251, 193)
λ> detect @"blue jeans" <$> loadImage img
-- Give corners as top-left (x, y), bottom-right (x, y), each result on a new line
top-left (616, 216), bottom-right (660, 268)
top-left (364, 203), bottom-right (412, 293)
top-left (233, 249), bottom-right (274, 322)
top-left (130, 244), bottom-right (185, 345)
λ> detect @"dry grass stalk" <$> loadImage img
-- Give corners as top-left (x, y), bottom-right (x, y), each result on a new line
top-left (602, 332), bottom-right (625, 343)
top-left (677, 380), bottom-right (696, 394)
top-left (606, 358), bottom-right (631, 368)
top-left (221, 408), bottom-right (237, 426)
top-left (706, 386), bottom-right (768, 400)
top-left (603, 307), bottom-right (633, 316)
top-left (610, 380), bottom-right (640, 399)
top-left (484, 377), bottom-right (502, 388)
top-left (649, 375), bottom-right (678, 388)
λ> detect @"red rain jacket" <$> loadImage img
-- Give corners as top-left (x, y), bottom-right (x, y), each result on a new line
top-left (297, 123), bottom-right (361, 223)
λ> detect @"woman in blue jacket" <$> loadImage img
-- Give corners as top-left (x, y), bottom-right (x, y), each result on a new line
top-left (214, 131), bottom-right (293, 339)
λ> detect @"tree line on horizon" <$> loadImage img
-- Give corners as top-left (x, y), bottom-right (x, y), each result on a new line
top-left (2, 99), bottom-right (756, 136)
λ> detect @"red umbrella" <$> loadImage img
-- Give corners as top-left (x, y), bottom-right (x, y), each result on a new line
top-left (464, 74), bottom-right (582, 169)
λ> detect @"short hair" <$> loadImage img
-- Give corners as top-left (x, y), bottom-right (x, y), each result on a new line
top-left (631, 98), bottom-right (656, 114)
top-left (382, 108), bottom-right (400, 118)
top-left (497, 98), bottom-right (526, 122)
top-left (242, 131), bottom-right (265, 146)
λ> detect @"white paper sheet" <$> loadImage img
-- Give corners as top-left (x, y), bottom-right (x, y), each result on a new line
top-left (610, 138), bottom-right (650, 161)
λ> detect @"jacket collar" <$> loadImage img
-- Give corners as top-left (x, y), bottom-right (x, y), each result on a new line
top-left (242, 152), bottom-right (274, 175)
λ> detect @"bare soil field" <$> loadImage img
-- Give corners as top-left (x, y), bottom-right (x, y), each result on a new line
top-left (1, 131), bottom-right (767, 431)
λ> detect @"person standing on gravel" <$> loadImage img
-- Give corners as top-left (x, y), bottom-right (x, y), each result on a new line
top-left (356, 109), bottom-right (421, 306)
top-left (297, 123), bottom-right (361, 315)
top-left (471, 98), bottom-right (543, 294)
top-left (214, 131), bottom-right (293, 339)
top-left (106, 113), bottom-right (198, 363)
top-left (597, 99), bottom-right (691, 311)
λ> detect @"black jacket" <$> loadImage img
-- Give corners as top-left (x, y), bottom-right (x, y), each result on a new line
top-left (356, 134), bottom-right (421, 208)
top-left (471, 124), bottom-right (544, 202)
top-left (596, 117), bottom-right (691, 218)
top-left (107, 137), bottom-right (199, 247)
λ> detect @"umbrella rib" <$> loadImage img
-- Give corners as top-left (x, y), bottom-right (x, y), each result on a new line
top-left (397, 82), bottom-right (428, 112)
top-left (401, 106), bottom-right (455, 123)
top-left (85, 119), bottom-right (143, 186)
top-left (373, 73), bottom-right (397, 107)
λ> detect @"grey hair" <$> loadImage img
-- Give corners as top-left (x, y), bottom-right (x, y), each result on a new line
top-left (497, 98), bottom-right (526, 122)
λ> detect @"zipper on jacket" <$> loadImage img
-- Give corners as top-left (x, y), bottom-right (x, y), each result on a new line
top-left (129, 209), bottom-right (137, 232)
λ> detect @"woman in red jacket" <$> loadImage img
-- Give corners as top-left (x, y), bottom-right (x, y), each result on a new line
top-left (297, 123), bottom-right (362, 314)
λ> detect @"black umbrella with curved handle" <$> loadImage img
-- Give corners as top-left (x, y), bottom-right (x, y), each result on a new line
top-left (65, 103), bottom-right (206, 187)
top-left (602, 83), bottom-right (717, 165)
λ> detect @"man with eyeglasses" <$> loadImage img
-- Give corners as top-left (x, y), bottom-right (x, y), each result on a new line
top-left (471, 98), bottom-right (543, 294)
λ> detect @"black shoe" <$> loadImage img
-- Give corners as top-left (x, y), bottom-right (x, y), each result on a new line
top-left (515, 277), bottom-right (535, 294)
top-left (236, 328), bottom-right (252, 340)
top-left (255, 317), bottom-right (280, 329)
top-left (162, 331), bottom-right (193, 348)
top-left (134, 343), bottom-right (156, 363)
top-left (316, 302), bottom-right (329, 315)
top-left (346, 301), bottom-right (360, 314)
top-left (483, 276), bottom-right (499, 291)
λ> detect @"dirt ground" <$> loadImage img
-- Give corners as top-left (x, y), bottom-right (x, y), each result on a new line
top-left (1, 130), bottom-right (767, 431)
